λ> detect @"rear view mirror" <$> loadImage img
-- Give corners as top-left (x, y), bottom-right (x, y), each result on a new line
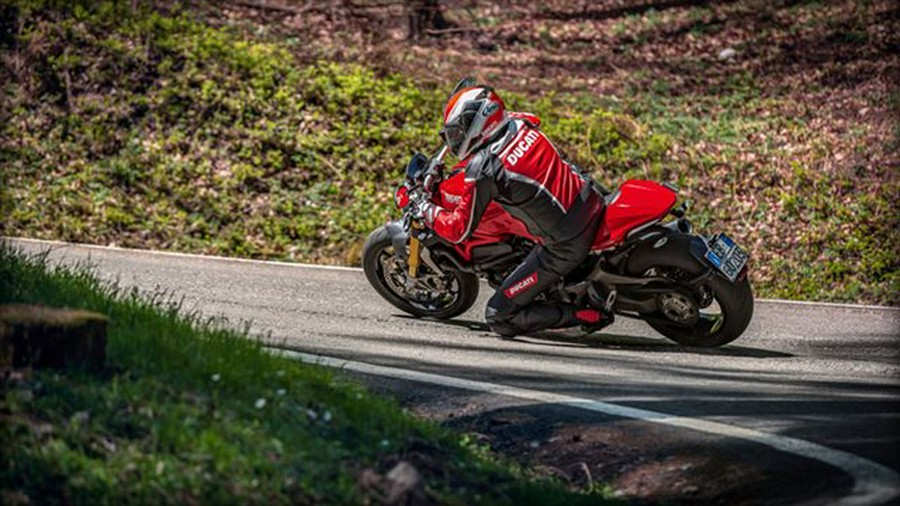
top-left (405, 152), bottom-right (428, 182)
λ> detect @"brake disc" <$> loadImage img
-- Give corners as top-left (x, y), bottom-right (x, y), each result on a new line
top-left (658, 291), bottom-right (700, 326)
top-left (380, 251), bottom-right (457, 307)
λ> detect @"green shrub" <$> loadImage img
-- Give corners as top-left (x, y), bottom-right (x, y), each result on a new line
top-left (0, 0), bottom-right (655, 260)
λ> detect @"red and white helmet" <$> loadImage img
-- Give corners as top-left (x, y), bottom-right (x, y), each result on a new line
top-left (440, 79), bottom-right (507, 160)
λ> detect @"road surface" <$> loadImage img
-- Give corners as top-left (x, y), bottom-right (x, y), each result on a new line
top-left (6, 238), bottom-right (899, 504)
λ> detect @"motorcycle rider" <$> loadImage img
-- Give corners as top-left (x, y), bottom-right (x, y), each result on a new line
top-left (412, 78), bottom-right (613, 337)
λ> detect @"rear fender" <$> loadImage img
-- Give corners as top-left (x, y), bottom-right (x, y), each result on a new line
top-left (624, 230), bottom-right (709, 276)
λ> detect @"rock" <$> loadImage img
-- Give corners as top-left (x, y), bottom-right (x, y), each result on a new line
top-left (718, 48), bottom-right (737, 61)
top-left (359, 462), bottom-right (432, 505)
top-left (384, 461), bottom-right (430, 506)
top-left (0, 304), bottom-right (108, 371)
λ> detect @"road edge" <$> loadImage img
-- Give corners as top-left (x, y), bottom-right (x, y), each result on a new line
top-left (4, 237), bottom-right (898, 312)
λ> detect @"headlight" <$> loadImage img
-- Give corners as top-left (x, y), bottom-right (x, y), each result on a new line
top-left (394, 185), bottom-right (410, 209)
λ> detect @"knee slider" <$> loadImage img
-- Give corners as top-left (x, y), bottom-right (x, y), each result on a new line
top-left (485, 303), bottom-right (518, 337)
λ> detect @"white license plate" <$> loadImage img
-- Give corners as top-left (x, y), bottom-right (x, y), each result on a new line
top-left (704, 234), bottom-right (748, 282)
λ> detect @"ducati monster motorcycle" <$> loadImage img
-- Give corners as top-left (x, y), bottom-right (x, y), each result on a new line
top-left (363, 147), bottom-right (753, 347)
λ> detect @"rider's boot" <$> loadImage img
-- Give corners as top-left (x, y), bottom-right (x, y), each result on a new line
top-left (573, 307), bottom-right (614, 334)
top-left (487, 303), bottom-right (613, 338)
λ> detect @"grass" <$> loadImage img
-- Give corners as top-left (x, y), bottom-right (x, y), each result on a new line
top-left (0, 243), bottom-right (614, 504)
top-left (614, 76), bottom-right (899, 305)
top-left (0, 0), bottom-right (663, 265)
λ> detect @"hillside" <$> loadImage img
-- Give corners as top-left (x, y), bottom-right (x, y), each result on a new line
top-left (1, 0), bottom-right (897, 304)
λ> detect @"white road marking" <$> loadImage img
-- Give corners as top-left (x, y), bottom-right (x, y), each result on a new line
top-left (755, 298), bottom-right (899, 311)
top-left (2, 237), bottom-right (361, 272)
top-left (273, 349), bottom-right (900, 506)
top-left (5, 237), bottom-right (897, 311)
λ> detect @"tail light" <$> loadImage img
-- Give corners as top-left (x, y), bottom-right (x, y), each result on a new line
top-left (394, 185), bottom-right (410, 209)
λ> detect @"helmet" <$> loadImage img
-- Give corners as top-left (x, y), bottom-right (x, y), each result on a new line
top-left (440, 79), bottom-right (507, 160)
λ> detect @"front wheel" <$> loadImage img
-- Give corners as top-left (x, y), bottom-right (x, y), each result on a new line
top-left (646, 271), bottom-right (754, 347)
top-left (362, 225), bottom-right (479, 319)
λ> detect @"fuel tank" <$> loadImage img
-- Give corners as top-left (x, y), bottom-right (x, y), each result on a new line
top-left (436, 169), bottom-right (535, 261)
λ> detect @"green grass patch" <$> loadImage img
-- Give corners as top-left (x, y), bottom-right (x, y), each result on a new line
top-left (0, 243), bottom-right (614, 504)
top-left (0, 0), bottom-right (666, 265)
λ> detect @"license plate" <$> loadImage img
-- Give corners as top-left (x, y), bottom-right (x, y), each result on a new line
top-left (704, 234), bottom-right (748, 282)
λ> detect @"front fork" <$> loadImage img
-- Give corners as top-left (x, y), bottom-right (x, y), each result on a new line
top-left (407, 221), bottom-right (423, 279)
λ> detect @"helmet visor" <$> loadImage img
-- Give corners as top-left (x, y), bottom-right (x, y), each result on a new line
top-left (440, 123), bottom-right (466, 152)
top-left (440, 107), bottom-right (478, 156)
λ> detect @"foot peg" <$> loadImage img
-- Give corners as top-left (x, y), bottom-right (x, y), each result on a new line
top-left (604, 290), bottom-right (617, 314)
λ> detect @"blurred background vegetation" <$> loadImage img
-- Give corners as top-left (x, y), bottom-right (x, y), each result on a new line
top-left (1, 0), bottom-right (897, 305)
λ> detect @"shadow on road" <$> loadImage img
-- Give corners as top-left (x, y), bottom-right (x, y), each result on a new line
top-left (399, 315), bottom-right (793, 359)
top-left (353, 370), bottom-right (857, 506)
top-left (520, 332), bottom-right (795, 359)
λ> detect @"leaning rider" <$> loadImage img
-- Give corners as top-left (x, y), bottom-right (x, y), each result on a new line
top-left (412, 78), bottom-right (613, 337)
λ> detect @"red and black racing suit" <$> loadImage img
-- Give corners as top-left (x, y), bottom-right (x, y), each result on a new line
top-left (428, 113), bottom-right (605, 336)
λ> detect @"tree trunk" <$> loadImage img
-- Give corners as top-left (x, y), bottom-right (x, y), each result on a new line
top-left (406, 0), bottom-right (454, 40)
top-left (0, 305), bottom-right (108, 372)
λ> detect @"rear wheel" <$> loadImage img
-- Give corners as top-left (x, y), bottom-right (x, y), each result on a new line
top-left (646, 268), bottom-right (753, 347)
top-left (362, 225), bottom-right (479, 319)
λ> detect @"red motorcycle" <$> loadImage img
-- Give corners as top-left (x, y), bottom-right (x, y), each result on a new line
top-left (363, 148), bottom-right (753, 347)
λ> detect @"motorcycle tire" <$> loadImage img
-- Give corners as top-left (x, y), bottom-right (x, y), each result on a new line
top-left (647, 273), bottom-right (754, 347)
top-left (363, 225), bottom-right (480, 320)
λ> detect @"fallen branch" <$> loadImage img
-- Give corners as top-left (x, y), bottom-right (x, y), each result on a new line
top-left (230, 0), bottom-right (322, 15)
top-left (230, 0), bottom-right (406, 15)
top-left (579, 462), bottom-right (593, 491)
top-left (423, 26), bottom-right (481, 35)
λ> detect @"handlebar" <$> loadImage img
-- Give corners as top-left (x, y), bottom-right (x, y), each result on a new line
top-left (430, 145), bottom-right (449, 170)
top-left (420, 144), bottom-right (449, 197)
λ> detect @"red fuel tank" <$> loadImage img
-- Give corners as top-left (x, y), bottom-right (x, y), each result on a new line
top-left (436, 170), bottom-right (536, 261)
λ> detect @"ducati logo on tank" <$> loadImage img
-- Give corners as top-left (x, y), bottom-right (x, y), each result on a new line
top-left (505, 130), bottom-right (540, 166)
top-left (504, 272), bottom-right (538, 298)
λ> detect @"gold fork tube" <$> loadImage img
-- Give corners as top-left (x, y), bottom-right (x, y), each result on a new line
top-left (407, 223), bottom-right (422, 278)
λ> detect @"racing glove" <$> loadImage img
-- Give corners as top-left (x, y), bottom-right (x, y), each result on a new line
top-left (409, 191), bottom-right (442, 228)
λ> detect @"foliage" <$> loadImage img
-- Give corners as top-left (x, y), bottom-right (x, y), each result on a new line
top-left (0, 244), bottom-right (612, 504)
top-left (0, 0), bottom-right (666, 262)
top-left (0, 0), bottom-right (897, 305)
top-left (1, 1), bottom-right (436, 263)
top-left (614, 86), bottom-right (900, 305)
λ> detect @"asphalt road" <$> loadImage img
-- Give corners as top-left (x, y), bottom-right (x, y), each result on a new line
top-left (6, 238), bottom-right (900, 504)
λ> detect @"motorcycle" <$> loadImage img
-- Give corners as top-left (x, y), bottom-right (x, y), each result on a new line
top-left (362, 147), bottom-right (753, 347)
